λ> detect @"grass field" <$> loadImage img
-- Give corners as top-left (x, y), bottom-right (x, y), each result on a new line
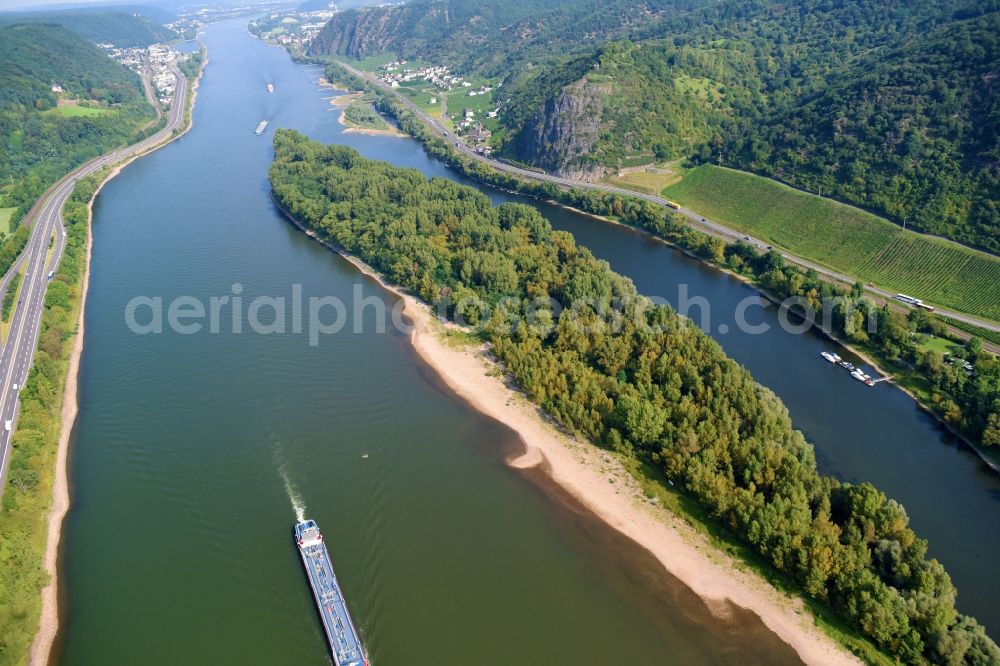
top-left (1, 264), bottom-right (26, 344)
top-left (664, 165), bottom-right (1000, 321)
top-left (0, 207), bottom-right (15, 235)
top-left (916, 334), bottom-right (960, 355)
top-left (602, 166), bottom-right (681, 195)
top-left (52, 105), bottom-right (110, 118)
top-left (396, 78), bottom-right (499, 126)
top-left (396, 82), bottom-right (443, 117)
top-left (352, 52), bottom-right (407, 72)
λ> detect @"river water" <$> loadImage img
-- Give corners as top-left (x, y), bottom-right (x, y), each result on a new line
top-left (533, 207), bottom-right (1000, 633)
top-left (56, 19), bottom-right (805, 665)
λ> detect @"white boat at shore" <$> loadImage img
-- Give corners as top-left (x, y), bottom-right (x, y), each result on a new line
top-left (850, 368), bottom-right (877, 386)
top-left (821, 351), bottom-right (841, 364)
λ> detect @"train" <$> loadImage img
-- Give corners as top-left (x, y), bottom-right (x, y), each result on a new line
top-left (893, 293), bottom-right (935, 312)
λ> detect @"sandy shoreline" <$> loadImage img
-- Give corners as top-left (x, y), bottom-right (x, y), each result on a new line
top-left (278, 209), bottom-right (860, 666)
top-left (28, 55), bottom-right (207, 666)
top-left (328, 93), bottom-right (406, 137)
top-left (29, 44), bottom-right (854, 661)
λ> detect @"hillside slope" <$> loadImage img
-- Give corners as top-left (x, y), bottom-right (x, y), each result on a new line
top-left (0, 23), bottom-right (155, 227)
top-left (721, 11), bottom-right (999, 252)
top-left (308, 0), bottom-right (695, 76)
top-left (0, 23), bottom-right (146, 108)
top-left (314, 0), bottom-right (1000, 252)
top-left (0, 8), bottom-right (176, 48)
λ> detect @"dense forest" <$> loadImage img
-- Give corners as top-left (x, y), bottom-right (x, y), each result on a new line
top-left (0, 23), bottom-right (156, 234)
top-left (0, 8), bottom-right (176, 48)
top-left (311, 0), bottom-right (1000, 252)
top-left (324, 59), bottom-right (1000, 446)
top-left (270, 129), bottom-right (999, 664)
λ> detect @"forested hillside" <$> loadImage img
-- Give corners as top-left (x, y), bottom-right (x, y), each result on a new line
top-left (720, 10), bottom-right (999, 252)
top-left (308, 0), bottom-right (693, 75)
top-left (0, 24), bottom-right (156, 231)
top-left (270, 130), bottom-right (999, 665)
top-left (309, 0), bottom-right (582, 65)
top-left (0, 9), bottom-right (176, 48)
top-left (312, 0), bottom-right (1000, 252)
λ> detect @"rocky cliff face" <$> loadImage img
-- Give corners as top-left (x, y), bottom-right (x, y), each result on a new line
top-left (306, 1), bottom-right (496, 63)
top-left (308, 6), bottom-right (423, 59)
top-left (511, 77), bottom-right (609, 178)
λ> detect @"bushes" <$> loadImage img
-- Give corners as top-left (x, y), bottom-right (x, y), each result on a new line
top-left (322, 60), bottom-right (999, 449)
top-left (0, 225), bottom-right (31, 279)
top-left (269, 131), bottom-right (999, 663)
top-left (0, 170), bottom-right (97, 666)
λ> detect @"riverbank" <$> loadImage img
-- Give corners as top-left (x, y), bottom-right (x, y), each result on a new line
top-left (322, 60), bottom-right (999, 465)
top-left (328, 91), bottom-right (406, 137)
top-left (556, 208), bottom-right (1000, 471)
top-left (274, 201), bottom-right (860, 666)
top-left (27, 53), bottom-right (206, 666)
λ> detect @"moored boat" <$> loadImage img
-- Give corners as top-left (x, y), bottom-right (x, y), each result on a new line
top-left (820, 351), bottom-right (841, 364)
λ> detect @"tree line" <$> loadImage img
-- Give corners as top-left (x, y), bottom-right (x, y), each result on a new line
top-left (323, 60), bottom-right (1000, 449)
top-left (0, 23), bottom-right (158, 234)
top-left (311, 0), bottom-right (999, 252)
top-left (0, 168), bottom-right (99, 664)
top-left (270, 129), bottom-right (999, 664)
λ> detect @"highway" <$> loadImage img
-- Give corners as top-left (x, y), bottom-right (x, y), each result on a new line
top-left (336, 60), bottom-right (1000, 335)
top-left (0, 65), bottom-right (188, 497)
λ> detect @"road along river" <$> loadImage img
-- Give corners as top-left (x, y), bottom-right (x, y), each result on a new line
top-left (56, 19), bottom-right (804, 665)
top-left (326, 61), bottom-right (1000, 638)
top-left (329, 54), bottom-right (1000, 636)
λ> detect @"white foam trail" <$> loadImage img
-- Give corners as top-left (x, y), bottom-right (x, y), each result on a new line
top-left (282, 467), bottom-right (306, 523)
top-left (274, 443), bottom-right (306, 523)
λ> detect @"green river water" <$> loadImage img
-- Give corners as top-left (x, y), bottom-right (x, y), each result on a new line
top-left (55, 19), bottom-right (803, 665)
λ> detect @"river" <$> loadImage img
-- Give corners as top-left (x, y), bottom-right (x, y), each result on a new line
top-left (56, 19), bottom-right (804, 665)
top-left (345, 64), bottom-right (1000, 636)
top-left (533, 206), bottom-right (1000, 633)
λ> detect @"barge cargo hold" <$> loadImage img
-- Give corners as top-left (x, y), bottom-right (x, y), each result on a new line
top-left (294, 520), bottom-right (368, 666)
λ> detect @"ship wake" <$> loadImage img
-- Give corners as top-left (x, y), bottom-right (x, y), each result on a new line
top-left (274, 443), bottom-right (306, 523)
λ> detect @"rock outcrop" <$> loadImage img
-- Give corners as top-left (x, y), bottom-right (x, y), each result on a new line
top-left (308, 5), bottom-right (426, 59)
top-left (512, 77), bottom-right (609, 178)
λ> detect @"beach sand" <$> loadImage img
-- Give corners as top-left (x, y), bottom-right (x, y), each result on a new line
top-left (328, 94), bottom-right (406, 137)
top-left (284, 214), bottom-right (862, 666)
top-left (29, 57), bottom-right (207, 666)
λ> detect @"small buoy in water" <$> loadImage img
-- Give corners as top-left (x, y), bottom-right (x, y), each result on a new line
top-left (361, 453), bottom-right (369, 460)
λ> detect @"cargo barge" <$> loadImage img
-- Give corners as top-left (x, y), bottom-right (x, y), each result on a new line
top-left (294, 520), bottom-right (368, 665)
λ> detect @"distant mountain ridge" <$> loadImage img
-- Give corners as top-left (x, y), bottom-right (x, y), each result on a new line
top-left (308, 0), bottom-right (686, 74)
top-left (0, 7), bottom-right (176, 47)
